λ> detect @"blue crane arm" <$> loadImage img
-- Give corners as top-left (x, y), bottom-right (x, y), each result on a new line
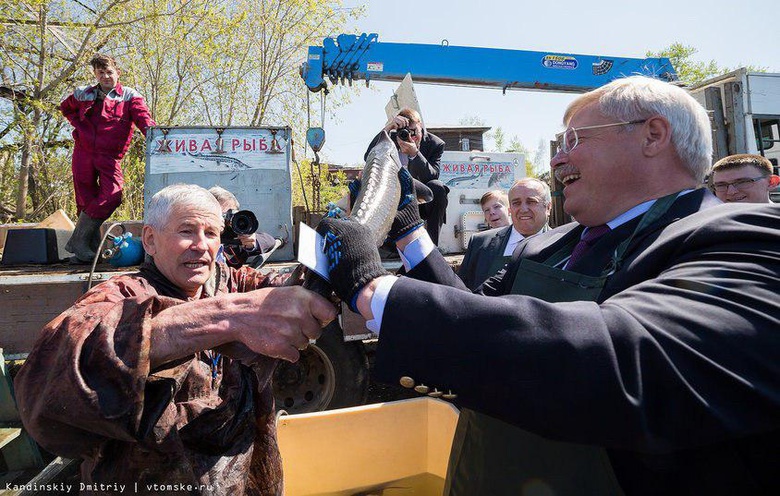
top-left (301, 33), bottom-right (677, 94)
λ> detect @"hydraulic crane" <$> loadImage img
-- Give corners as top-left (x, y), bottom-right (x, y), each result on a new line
top-left (301, 33), bottom-right (677, 94)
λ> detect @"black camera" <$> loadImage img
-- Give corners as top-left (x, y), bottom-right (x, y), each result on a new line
top-left (391, 127), bottom-right (413, 142)
top-left (221, 209), bottom-right (259, 245)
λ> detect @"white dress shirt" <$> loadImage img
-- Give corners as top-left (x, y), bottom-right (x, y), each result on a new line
top-left (503, 228), bottom-right (525, 256)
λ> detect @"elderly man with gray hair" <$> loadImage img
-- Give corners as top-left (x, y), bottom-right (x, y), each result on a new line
top-left (316, 76), bottom-right (779, 495)
top-left (15, 183), bottom-right (336, 495)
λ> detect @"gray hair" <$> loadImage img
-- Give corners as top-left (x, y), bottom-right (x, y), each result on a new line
top-left (565, 76), bottom-right (712, 182)
top-left (146, 184), bottom-right (223, 230)
top-left (510, 177), bottom-right (552, 205)
top-left (208, 185), bottom-right (240, 211)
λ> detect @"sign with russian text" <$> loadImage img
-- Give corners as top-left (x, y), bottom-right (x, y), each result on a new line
top-left (148, 127), bottom-right (289, 173)
top-left (441, 160), bottom-right (518, 189)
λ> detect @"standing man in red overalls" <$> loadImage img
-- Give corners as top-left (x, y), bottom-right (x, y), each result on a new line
top-left (61, 54), bottom-right (155, 262)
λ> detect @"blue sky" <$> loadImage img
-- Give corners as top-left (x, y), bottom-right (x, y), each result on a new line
top-left (313, 0), bottom-right (779, 168)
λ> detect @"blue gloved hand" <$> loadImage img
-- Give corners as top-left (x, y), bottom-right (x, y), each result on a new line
top-left (387, 167), bottom-right (424, 241)
top-left (316, 218), bottom-right (389, 312)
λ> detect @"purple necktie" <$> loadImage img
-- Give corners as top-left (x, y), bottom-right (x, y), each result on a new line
top-left (568, 224), bottom-right (611, 268)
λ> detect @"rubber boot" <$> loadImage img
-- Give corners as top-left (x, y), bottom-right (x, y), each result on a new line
top-left (89, 218), bottom-right (107, 254)
top-left (65, 212), bottom-right (101, 263)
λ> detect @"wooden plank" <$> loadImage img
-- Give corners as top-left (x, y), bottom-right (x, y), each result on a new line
top-left (0, 427), bottom-right (21, 449)
top-left (36, 209), bottom-right (74, 231)
top-left (1, 430), bottom-right (44, 471)
top-left (12, 456), bottom-right (79, 494)
top-left (0, 283), bottom-right (86, 354)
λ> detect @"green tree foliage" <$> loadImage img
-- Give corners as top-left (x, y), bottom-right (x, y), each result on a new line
top-left (487, 126), bottom-right (536, 177)
top-left (0, 0), bottom-right (195, 221)
top-left (0, 0), bottom-right (362, 222)
top-left (291, 158), bottom-right (346, 213)
top-left (647, 43), bottom-right (766, 86)
top-left (458, 115), bottom-right (485, 126)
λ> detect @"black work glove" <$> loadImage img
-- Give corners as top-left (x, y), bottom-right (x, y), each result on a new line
top-left (387, 167), bottom-right (424, 241)
top-left (316, 217), bottom-right (389, 312)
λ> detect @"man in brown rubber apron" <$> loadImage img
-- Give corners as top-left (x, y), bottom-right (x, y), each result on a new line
top-left (315, 75), bottom-right (780, 495)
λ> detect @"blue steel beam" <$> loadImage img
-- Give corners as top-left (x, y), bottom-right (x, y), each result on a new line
top-left (302, 33), bottom-right (677, 94)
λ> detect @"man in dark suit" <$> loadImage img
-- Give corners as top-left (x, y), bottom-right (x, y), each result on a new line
top-left (365, 107), bottom-right (448, 244)
top-left (458, 179), bottom-right (551, 290)
top-left (318, 75), bottom-right (780, 495)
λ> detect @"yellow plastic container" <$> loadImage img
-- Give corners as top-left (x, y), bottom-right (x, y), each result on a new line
top-left (277, 397), bottom-right (460, 496)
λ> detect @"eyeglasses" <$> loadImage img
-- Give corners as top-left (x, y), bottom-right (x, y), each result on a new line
top-left (556, 120), bottom-right (647, 154)
top-left (711, 176), bottom-right (767, 193)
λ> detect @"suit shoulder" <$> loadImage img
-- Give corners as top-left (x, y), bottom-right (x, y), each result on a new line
top-left (472, 226), bottom-right (507, 242)
top-left (425, 132), bottom-right (445, 147)
top-left (517, 222), bottom-right (579, 255)
top-left (671, 201), bottom-right (778, 237)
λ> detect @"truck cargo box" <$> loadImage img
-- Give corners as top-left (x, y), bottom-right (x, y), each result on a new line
top-left (145, 126), bottom-right (295, 261)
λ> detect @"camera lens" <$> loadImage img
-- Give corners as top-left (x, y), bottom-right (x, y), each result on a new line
top-left (227, 210), bottom-right (259, 235)
top-left (397, 128), bottom-right (410, 141)
top-left (235, 217), bottom-right (250, 231)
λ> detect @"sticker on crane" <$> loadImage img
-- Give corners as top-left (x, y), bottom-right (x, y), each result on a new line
top-left (592, 59), bottom-right (614, 76)
top-left (367, 62), bottom-right (384, 72)
top-left (541, 55), bottom-right (578, 70)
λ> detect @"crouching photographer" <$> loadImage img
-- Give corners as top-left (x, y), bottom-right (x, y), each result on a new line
top-left (209, 186), bottom-right (279, 268)
top-left (364, 108), bottom-right (449, 245)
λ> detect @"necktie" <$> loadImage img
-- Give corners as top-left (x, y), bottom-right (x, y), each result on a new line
top-left (567, 224), bottom-right (611, 268)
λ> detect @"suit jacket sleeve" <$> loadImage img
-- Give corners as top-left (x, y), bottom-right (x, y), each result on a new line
top-left (375, 205), bottom-right (780, 453)
top-left (457, 235), bottom-right (479, 289)
top-left (365, 131), bottom-right (444, 184)
top-left (408, 133), bottom-right (444, 183)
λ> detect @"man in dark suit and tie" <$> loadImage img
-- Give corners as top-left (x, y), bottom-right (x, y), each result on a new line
top-left (318, 75), bottom-right (779, 495)
top-left (458, 179), bottom-right (551, 290)
top-left (365, 108), bottom-right (448, 245)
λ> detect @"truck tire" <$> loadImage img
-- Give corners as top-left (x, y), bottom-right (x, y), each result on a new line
top-left (273, 321), bottom-right (369, 414)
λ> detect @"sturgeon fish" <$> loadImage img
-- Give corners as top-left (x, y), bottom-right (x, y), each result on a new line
top-left (186, 151), bottom-right (250, 170)
top-left (302, 132), bottom-right (401, 296)
top-left (349, 131), bottom-right (402, 246)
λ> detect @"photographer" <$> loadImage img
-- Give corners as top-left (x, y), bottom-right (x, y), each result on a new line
top-left (209, 186), bottom-right (276, 268)
top-left (364, 108), bottom-right (448, 245)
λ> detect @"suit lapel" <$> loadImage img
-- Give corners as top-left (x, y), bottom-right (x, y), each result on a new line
top-left (475, 227), bottom-right (511, 282)
top-left (620, 188), bottom-right (721, 257)
top-left (571, 189), bottom-right (720, 275)
top-left (487, 226), bottom-right (511, 253)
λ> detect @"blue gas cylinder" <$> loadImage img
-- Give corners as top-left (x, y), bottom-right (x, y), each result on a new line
top-left (108, 232), bottom-right (145, 267)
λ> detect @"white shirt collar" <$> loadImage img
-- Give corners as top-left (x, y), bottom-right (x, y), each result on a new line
top-left (504, 227), bottom-right (525, 256)
top-left (597, 189), bottom-right (695, 233)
